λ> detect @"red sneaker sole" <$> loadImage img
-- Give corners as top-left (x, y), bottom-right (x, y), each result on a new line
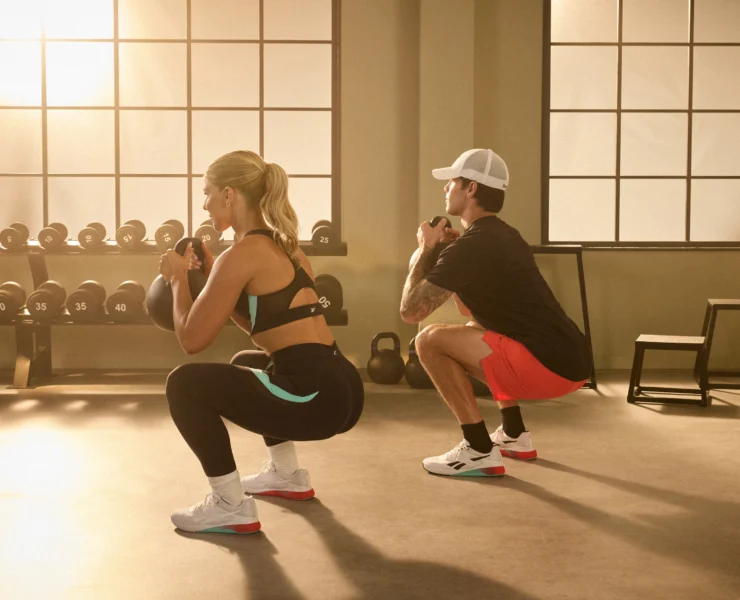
top-left (200, 521), bottom-right (261, 534)
top-left (500, 449), bottom-right (538, 460)
top-left (253, 489), bottom-right (316, 501)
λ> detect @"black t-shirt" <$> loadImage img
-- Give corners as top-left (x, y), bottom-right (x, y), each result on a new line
top-left (425, 216), bottom-right (592, 381)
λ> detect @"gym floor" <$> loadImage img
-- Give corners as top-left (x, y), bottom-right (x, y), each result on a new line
top-left (1, 372), bottom-right (739, 600)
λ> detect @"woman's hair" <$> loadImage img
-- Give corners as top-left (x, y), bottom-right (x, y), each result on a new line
top-left (206, 150), bottom-right (300, 258)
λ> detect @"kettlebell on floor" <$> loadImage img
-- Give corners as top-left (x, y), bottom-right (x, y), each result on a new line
top-left (367, 332), bottom-right (405, 385)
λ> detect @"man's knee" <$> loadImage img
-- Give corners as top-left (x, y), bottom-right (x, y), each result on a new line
top-left (415, 324), bottom-right (446, 358)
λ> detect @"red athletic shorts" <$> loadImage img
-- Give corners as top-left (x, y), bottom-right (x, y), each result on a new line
top-left (480, 331), bottom-right (586, 401)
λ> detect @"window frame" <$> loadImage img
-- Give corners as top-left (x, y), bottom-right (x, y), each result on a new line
top-left (541, 0), bottom-right (740, 249)
top-left (0, 0), bottom-right (343, 252)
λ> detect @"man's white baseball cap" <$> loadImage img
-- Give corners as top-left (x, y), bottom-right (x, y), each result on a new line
top-left (431, 149), bottom-right (509, 191)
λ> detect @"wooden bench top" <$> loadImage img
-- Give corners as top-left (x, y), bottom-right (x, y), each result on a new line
top-left (636, 334), bottom-right (706, 348)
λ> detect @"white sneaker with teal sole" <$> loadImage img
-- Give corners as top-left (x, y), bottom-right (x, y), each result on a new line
top-left (422, 440), bottom-right (505, 477)
top-left (170, 493), bottom-right (261, 534)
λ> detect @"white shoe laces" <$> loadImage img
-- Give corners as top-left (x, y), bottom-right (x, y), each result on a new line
top-left (442, 440), bottom-right (470, 461)
top-left (258, 460), bottom-right (278, 475)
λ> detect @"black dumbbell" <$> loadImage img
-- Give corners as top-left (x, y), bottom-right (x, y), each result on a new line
top-left (27, 280), bottom-right (67, 321)
top-left (367, 332), bottom-right (406, 385)
top-left (155, 219), bottom-right (186, 252)
top-left (115, 219), bottom-right (147, 250)
top-left (66, 280), bottom-right (106, 322)
top-left (195, 220), bottom-right (221, 252)
top-left (311, 219), bottom-right (337, 247)
top-left (404, 337), bottom-right (435, 389)
top-left (430, 215), bottom-right (452, 263)
top-left (106, 281), bottom-right (146, 322)
top-left (314, 273), bottom-right (343, 317)
top-left (38, 222), bottom-right (69, 251)
top-left (0, 282), bottom-right (27, 324)
top-left (78, 223), bottom-right (107, 250)
top-left (0, 223), bottom-right (30, 251)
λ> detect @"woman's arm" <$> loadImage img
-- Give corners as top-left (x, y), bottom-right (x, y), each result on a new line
top-left (173, 249), bottom-right (253, 354)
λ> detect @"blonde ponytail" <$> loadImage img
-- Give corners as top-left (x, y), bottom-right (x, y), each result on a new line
top-left (205, 151), bottom-right (301, 260)
top-left (261, 162), bottom-right (300, 260)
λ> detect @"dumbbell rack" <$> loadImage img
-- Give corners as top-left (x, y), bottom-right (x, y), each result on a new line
top-left (2, 238), bottom-right (349, 389)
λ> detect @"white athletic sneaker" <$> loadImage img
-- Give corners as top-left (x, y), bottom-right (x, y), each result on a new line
top-left (170, 493), bottom-right (261, 534)
top-left (422, 440), bottom-right (505, 477)
top-left (490, 426), bottom-right (538, 460)
top-left (241, 461), bottom-right (315, 500)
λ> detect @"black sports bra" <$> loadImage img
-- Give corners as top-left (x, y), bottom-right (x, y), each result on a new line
top-left (233, 229), bottom-right (323, 335)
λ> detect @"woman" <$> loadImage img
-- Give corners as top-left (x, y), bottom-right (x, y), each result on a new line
top-left (160, 150), bottom-right (364, 534)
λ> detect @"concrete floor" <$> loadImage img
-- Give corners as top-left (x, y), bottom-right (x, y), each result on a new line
top-left (1, 371), bottom-right (739, 600)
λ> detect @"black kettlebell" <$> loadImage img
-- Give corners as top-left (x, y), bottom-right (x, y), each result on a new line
top-left (367, 332), bottom-right (405, 385)
top-left (146, 237), bottom-right (208, 332)
top-left (404, 337), bottom-right (435, 389)
top-left (430, 216), bottom-right (452, 263)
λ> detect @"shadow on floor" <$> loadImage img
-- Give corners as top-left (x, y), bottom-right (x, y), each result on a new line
top-left (465, 459), bottom-right (740, 585)
top-left (178, 498), bottom-right (541, 600)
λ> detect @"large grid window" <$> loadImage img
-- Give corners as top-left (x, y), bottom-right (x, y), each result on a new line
top-left (543, 0), bottom-right (740, 247)
top-left (0, 0), bottom-right (339, 244)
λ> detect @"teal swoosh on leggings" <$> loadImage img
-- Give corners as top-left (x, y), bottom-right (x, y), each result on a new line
top-left (244, 368), bottom-right (318, 403)
top-left (248, 295), bottom-right (258, 324)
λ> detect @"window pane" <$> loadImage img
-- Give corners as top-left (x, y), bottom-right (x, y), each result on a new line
top-left (264, 111), bottom-right (332, 174)
top-left (621, 113), bottom-right (688, 176)
top-left (0, 178), bottom-right (43, 235)
top-left (690, 180), bottom-right (740, 241)
top-left (191, 44), bottom-right (260, 107)
top-left (550, 113), bottom-right (617, 176)
top-left (118, 0), bottom-right (187, 39)
top-left (619, 179), bottom-right (686, 241)
top-left (191, 176), bottom-right (211, 233)
top-left (622, 0), bottom-right (689, 43)
top-left (119, 43), bottom-right (187, 107)
top-left (694, 0), bottom-right (740, 43)
top-left (191, 0), bottom-right (259, 40)
top-left (47, 110), bottom-right (115, 174)
top-left (264, 44), bottom-right (332, 108)
top-left (0, 110), bottom-right (42, 173)
top-left (621, 47), bottom-right (688, 110)
top-left (48, 178), bottom-right (116, 240)
top-left (120, 110), bottom-right (187, 174)
top-left (549, 179), bottom-right (616, 242)
top-left (191, 111), bottom-right (260, 174)
top-left (692, 114), bottom-right (740, 176)
top-left (264, 0), bottom-right (332, 40)
top-left (44, 0), bottom-right (114, 39)
top-left (0, 42), bottom-right (41, 106)
top-left (121, 178), bottom-right (189, 237)
top-left (46, 43), bottom-right (114, 106)
top-left (551, 0), bottom-right (618, 43)
top-left (288, 177), bottom-right (332, 240)
top-left (0, 1), bottom-right (43, 39)
top-left (693, 47), bottom-right (740, 110)
top-left (550, 46), bottom-right (617, 110)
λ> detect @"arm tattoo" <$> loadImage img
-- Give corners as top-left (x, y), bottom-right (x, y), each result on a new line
top-left (400, 247), bottom-right (453, 322)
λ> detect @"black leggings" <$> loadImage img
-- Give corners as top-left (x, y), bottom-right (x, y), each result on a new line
top-left (165, 343), bottom-right (364, 477)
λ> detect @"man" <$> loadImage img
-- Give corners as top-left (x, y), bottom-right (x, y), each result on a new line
top-left (400, 148), bottom-right (592, 477)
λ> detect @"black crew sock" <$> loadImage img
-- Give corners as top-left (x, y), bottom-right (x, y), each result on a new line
top-left (501, 406), bottom-right (525, 438)
top-left (263, 436), bottom-right (285, 447)
top-left (461, 421), bottom-right (494, 454)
